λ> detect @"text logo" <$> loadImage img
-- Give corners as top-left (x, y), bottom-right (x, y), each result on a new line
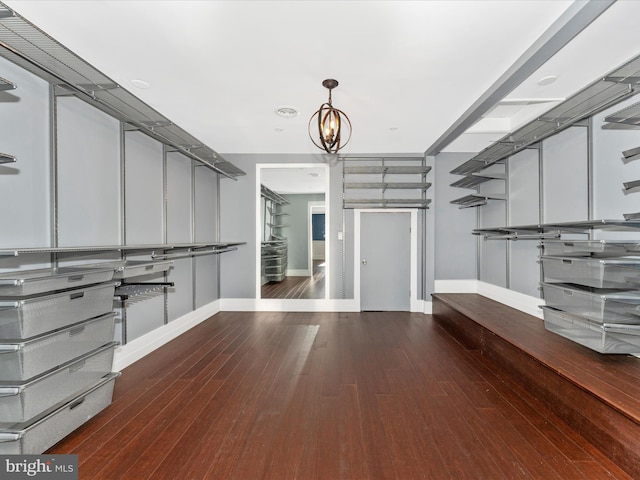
top-left (1, 455), bottom-right (78, 480)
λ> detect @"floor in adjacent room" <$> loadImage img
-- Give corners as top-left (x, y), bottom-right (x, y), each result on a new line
top-left (261, 260), bottom-right (325, 299)
top-left (48, 311), bottom-right (630, 479)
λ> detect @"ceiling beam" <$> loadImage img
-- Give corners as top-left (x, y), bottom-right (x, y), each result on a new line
top-left (424, 0), bottom-right (616, 156)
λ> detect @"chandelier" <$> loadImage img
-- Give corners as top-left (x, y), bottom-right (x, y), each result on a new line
top-left (308, 79), bottom-right (352, 154)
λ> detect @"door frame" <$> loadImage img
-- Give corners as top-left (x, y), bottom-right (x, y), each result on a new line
top-left (255, 163), bottom-right (330, 300)
top-left (354, 209), bottom-right (419, 312)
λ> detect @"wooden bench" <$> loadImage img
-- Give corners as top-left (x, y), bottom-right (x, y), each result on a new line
top-left (432, 293), bottom-right (640, 478)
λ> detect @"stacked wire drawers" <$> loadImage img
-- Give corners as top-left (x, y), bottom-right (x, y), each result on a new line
top-left (0, 266), bottom-right (119, 454)
top-left (262, 241), bottom-right (287, 282)
top-left (541, 240), bottom-right (640, 354)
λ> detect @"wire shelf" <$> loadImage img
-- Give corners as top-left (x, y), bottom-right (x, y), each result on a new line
top-left (0, 241), bottom-right (245, 257)
top-left (115, 282), bottom-right (173, 305)
top-left (343, 182), bottom-right (431, 191)
top-left (0, 75), bottom-right (15, 91)
top-left (343, 199), bottom-right (431, 209)
top-left (450, 173), bottom-right (505, 189)
top-left (0, 152), bottom-right (15, 164)
top-left (343, 165), bottom-right (431, 175)
top-left (473, 220), bottom-right (640, 238)
top-left (450, 194), bottom-right (506, 208)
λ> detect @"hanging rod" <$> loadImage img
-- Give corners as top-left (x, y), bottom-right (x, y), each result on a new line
top-left (151, 247), bottom-right (238, 260)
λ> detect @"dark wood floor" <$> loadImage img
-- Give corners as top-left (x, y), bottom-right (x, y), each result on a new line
top-left (48, 311), bottom-right (631, 479)
top-left (262, 260), bottom-right (325, 299)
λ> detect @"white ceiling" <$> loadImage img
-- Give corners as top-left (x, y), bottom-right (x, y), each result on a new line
top-left (4, 0), bottom-right (640, 158)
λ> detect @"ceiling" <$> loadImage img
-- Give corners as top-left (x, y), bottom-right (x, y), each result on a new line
top-left (4, 0), bottom-right (640, 158)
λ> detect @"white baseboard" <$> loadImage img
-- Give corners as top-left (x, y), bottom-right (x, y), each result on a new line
top-left (422, 301), bottom-right (433, 314)
top-left (476, 281), bottom-right (543, 319)
top-left (433, 279), bottom-right (543, 319)
top-left (224, 298), bottom-right (427, 313)
top-left (434, 279), bottom-right (480, 293)
top-left (220, 297), bottom-right (360, 312)
top-left (286, 269), bottom-right (310, 277)
top-left (112, 300), bottom-right (221, 371)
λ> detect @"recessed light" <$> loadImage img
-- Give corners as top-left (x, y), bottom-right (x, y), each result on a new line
top-left (275, 106), bottom-right (299, 118)
top-left (537, 75), bottom-right (557, 86)
top-left (131, 79), bottom-right (150, 89)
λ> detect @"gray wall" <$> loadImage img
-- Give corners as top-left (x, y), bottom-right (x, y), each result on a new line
top-left (281, 193), bottom-right (324, 272)
top-left (57, 97), bottom-right (121, 246)
top-left (592, 95), bottom-right (640, 241)
top-left (508, 148), bottom-right (541, 297)
top-left (542, 127), bottom-right (588, 224)
top-left (0, 56), bottom-right (50, 252)
top-left (478, 163), bottom-right (508, 288)
top-left (433, 153), bottom-right (477, 281)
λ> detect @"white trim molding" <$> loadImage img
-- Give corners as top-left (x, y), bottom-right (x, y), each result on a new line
top-left (256, 163), bottom-right (331, 300)
top-left (286, 269), bottom-right (311, 277)
top-left (434, 279), bottom-right (480, 293)
top-left (112, 300), bottom-right (221, 371)
top-left (221, 297), bottom-right (360, 312)
top-left (477, 281), bottom-right (543, 319)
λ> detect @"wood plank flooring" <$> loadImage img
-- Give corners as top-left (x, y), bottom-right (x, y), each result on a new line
top-left (262, 260), bottom-right (325, 299)
top-left (47, 311), bottom-right (631, 479)
top-left (433, 293), bottom-right (640, 477)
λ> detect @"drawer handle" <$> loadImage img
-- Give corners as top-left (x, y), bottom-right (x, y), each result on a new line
top-left (70, 292), bottom-right (85, 300)
top-left (0, 345), bottom-right (20, 354)
top-left (69, 325), bottom-right (85, 336)
top-left (563, 290), bottom-right (574, 296)
top-left (562, 259), bottom-right (572, 264)
top-left (69, 360), bottom-right (86, 373)
top-left (563, 242), bottom-right (574, 247)
top-left (68, 275), bottom-right (84, 282)
top-left (145, 265), bottom-right (154, 270)
top-left (69, 398), bottom-right (85, 410)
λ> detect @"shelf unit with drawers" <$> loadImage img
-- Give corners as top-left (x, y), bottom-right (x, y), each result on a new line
top-left (0, 241), bottom-right (244, 453)
top-left (0, 264), bottom-right (119, 454)
top-left (261, 185), bottom-right (288, 283)
top-left (474, 220), bottom-right (640, 353)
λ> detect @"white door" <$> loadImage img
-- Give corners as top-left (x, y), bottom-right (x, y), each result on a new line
top-left (360, 212), bottom-right (411, 311)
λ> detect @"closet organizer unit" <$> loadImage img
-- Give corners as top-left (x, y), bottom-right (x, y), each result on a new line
top-left (475, 221), bottom-right (640, 354)
top-left (0, 4), bottom-right (247, 454)
top-left (261, 185), bottom-right (289, 283)
top-left (341, 156), bottom-right (431, 209)
top-left (448, 51), bottom-right (640, 353)
top-left (0, 262), bottom-right (119, 455)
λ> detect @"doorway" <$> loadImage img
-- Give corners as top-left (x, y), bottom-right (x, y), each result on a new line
top-left (354, 210), bottom-right (418, 311)
top-left (256, 164), bottom-right (330, 300)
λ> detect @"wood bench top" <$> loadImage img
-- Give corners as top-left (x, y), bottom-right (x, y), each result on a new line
top-left (432, 293), bottom-right (640, 425)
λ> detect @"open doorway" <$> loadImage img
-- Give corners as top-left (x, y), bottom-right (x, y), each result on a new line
top-left (257, 164), bottom-right (330, 300)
